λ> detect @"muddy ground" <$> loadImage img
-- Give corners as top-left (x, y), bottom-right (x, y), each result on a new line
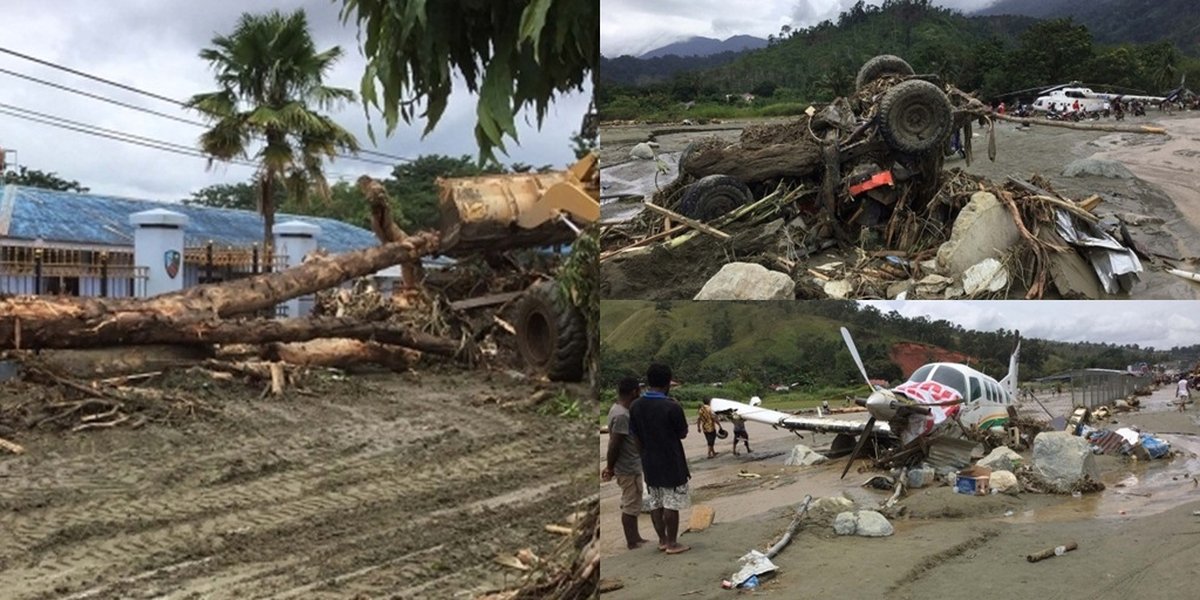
top-left (0, 368), bottom-right (594, 599)
top-left (599, 112), bottom-right (1200, 300)
top-left (598, 386), bottom-right (1200, 599)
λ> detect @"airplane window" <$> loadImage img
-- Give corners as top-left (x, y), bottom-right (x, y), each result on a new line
top-left (930, 367), bottom-right (967, 399)
top-left (970, 377), bottom-right (982, 401)
top-left (909, 365), bottom-right (936, 383)
top-left (989, 382), bottom-right (1001, 402)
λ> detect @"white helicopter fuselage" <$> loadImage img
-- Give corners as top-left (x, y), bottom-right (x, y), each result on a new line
top-left (1032, 87), bottom-right (1166, 113)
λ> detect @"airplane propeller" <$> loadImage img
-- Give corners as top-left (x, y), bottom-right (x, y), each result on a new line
top-left (840, 327), bottom-right (874, 390)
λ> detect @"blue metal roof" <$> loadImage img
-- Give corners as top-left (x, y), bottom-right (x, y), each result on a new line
top-left (0, 184), bottom-right (378, 254)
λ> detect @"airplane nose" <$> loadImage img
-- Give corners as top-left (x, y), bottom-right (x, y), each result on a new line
top-left (865, 390), bottom-right (897, 420)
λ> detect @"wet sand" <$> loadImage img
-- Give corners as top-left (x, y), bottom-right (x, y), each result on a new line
top-left (599, 112), bottom-right (1200, 299)
top-left (599, 387), bottom-right (1200, 598)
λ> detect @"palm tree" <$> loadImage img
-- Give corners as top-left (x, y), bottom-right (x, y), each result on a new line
top-left (188, 9), bottom-right (359, 268)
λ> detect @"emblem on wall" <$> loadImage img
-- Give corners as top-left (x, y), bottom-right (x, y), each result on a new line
top-left (164, 249), bottom-right (181, 279)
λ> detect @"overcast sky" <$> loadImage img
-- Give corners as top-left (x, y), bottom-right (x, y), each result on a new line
top-left (601, 0), bottom-right (1000, 57)
top-left (862, 301), bottom-right (1200, 350)
top-left (0, 0), bottom-right (591, 200)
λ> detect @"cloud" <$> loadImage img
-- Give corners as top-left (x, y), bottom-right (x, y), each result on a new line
top-left (0, 0), bottom-right (589, 200)
top-left (861, 301), bottom-right (1200, 350)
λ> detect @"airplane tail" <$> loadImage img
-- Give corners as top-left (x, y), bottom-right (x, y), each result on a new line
top-left (999, 331), bottom-right (1020, 399)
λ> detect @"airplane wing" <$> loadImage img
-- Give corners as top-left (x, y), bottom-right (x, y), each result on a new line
top-left (710, 398), bottom-right (893, 437)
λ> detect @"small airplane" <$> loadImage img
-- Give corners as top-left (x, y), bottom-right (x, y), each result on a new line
top-left (711, 327), bottom-right (1020, 478)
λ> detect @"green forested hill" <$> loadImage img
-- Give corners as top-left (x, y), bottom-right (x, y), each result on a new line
top-left (597, 0), bottom-right (1200, 121)
top-left (599, 301), bottom-right (1172, 391)
top-left (979, 0), bottom-right (1200, 56)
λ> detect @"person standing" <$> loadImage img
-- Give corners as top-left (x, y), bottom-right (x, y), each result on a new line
top-left (602, 376), bottom-right (650, 550)
top-left (697, 398), bottom-right (719, 458)
top-left (730, 412), bottom-right (751, 456)
top-left (629, 363), bottom-right (691, 555)
top-left (1177, 377), bottom-right (1190, 411)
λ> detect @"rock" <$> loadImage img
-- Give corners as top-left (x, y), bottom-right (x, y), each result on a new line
top-left (694, 262), bottom-right (795, 300)
top-left (936, 192), bottom-right (1022, 277)
top-left (943, 283), bottom-right (965, 299)
top-left (833, 512), bottom-right (858, 535)
top-left (833, 510), bottom-right (894, 537)
top-left (906, 465), bottom-right (936, 488)
top-left (629, 142), bottom-right (657, 160)
top-left (1062, 158), bottom-right (1134, 179)
top-left (1033, 431), bottom-right (1101, 491)
top-left (990, 470), bottom-right (1020, 495)
top-left (822, 279), bottom-right (853, 299)
top-left (962, 258), bottom-right (1008, 295)
top-left (784, 444), bottom-right (828, 466)
top-left (812, 496), bottom-right (854, 515)
top-left (887, 280), bottom-right (913, 299)
top-left (977, 446), bottom-right (1023, 472)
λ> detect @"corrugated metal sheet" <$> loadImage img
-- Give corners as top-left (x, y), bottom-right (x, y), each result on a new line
top-left (1089, 431), bottom-right (1129, 455)
top-left (1, 185), bottom-right (377, 254)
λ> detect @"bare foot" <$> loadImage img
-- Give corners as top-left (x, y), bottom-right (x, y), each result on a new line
top-left (664, 543), bottom-right (692, 555)
top-left (628, 538), bottom-right (651, 550)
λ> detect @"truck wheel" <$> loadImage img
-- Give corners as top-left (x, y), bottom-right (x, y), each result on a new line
top-left (513, 281), bottom-right (587, 382)
top-left (878, 79), bottom-right (953, 155)
top-left (677, 175), bottom-right (753, 221)
top-left (855, 55), bottom-right (914, 90)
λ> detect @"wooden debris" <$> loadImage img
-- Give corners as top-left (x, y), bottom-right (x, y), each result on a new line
top-left (0, 437), bottom-right (25, 454)
top-left (642, 201), bottom-right (731, 241)
top-left (544, 524), bottom-right (574, 535)
top-left (1027, 541), bottom-right (1079, 563)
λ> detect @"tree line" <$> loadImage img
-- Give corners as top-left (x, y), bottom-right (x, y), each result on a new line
top-left (598, 0), bottom-right (1199, 121)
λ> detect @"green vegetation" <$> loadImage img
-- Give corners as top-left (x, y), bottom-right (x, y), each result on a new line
top-left (1, 165), bottom-right (88, 193)
top-left (600, 300), bottom-right (1181, 397)
top-left (339, 0), bottom-right (597, 163)
top-left (597, 0), bottom-right (1200, 122)
top-left (187, 9), bottom-right (359, 261)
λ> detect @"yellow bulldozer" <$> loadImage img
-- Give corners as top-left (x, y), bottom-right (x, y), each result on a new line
top-left (435, 153), bottom-right (599, 381)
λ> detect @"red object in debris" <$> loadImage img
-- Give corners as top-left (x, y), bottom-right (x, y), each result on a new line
top-left (849, 170), bottom-right (895, 196)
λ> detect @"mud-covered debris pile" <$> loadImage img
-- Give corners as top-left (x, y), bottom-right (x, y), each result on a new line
top-left (601, 54), bottom-right (1156, 300)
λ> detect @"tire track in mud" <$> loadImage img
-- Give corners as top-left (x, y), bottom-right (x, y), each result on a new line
top-left (5, 434), bottom-right (568, 595)
top-left (886, 527), bottom-right (1000, 595)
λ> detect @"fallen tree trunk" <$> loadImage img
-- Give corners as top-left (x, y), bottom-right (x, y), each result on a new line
top-left (272, 339), bottom-right (420, 371)
top-left (0, 232), bottom-right (442, 350)
top-left (993, 113), bottom-right (1167, 134)
top-left (0, 314), bottom-right (463, 356)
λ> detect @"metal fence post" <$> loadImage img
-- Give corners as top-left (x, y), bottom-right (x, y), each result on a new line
top-left (252, 243), bottom-right (259, 275)
top-left (206, 241), bottom-right (214, 284)
top-left (99, 252), bottom-right (109, 298)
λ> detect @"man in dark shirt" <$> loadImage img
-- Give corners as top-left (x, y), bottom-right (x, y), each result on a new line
top-left (629, 363), bottom-right (690, 554)
top-left (601, 376), bottom-right (649, 549)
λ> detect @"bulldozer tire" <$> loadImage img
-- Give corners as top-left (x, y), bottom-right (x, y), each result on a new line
top-left (878, 79), bottom-right (953, 155)
top-left (677, 175), bottom-right (753, 221)
top-left (855, 55), bottom-right (914, 90)
top-left (512, 281), bottom-right (587, 382)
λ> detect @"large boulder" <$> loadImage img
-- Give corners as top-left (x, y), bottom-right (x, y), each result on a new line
top-left (694, 262), bottom-right (794, 300)
top-left (784, 444), bottom-right (828, 466)
top-left (1033, 432), bottom-right (1100, 491)
top-left (977, 446), bottom-right (1023, 473)
top-left (936, 192), bottom-right (1021, 277)
top-left (629, 142), bottom-right (658, 160)
top-left (833, 510), bottom-right (894, 537)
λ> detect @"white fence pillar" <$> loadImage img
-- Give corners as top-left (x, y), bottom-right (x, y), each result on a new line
top-left (274, 220), bottom-right (320, 318)
top-left (130, 208), bottom-right (187, 297)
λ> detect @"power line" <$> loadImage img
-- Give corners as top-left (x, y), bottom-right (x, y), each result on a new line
top-left (0, 106), bottom-right (256, 167)
top-left (0, 46), bottom-right (415, 164)
top-left (0, 67), bottom-right (206, 127)
top-left (0, 102), bottom-right (358, 180)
